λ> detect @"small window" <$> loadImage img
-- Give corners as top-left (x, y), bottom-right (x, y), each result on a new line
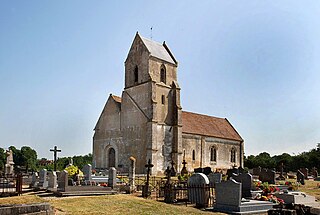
top-left (161, 95), bottom-right (165, 105)
top-left (210, 147), bottom-right (217, 162)
top-left (160, 66), bottom-right (166, 84)
top-left (192, 150), bottom-right (195, 161)
top-left (134, 66), bottom-right (138, 83)
top-left (230, 148), bottom-right (236, 163)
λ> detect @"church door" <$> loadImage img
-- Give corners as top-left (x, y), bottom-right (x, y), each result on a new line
top-left (108, 148), bottom-right (115, 168)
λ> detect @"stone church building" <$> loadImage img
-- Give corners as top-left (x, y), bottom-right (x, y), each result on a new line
top-left (93, 33), bottom-right (244, 175)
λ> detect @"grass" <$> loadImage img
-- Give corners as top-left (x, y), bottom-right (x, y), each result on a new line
top-left (297, 180), bottom-right (320, 201)
top-left (48, 194), bottom-right (222, 215)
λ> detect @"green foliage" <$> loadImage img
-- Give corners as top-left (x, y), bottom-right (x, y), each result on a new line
top-left (245, 144), bottom-right (320, 171)
top-left (21, 146), bottom-right (37, 172)
top-left (0, 148), bottom-right (5, 171)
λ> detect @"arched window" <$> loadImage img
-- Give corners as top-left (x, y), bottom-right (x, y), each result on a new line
top-left (210, 147), bottom-right (217, 162)
top-left (108, 148), bottom-right (115, 168)
top-left (134, 66), bottom-right (138, 83)
top-left (160, 65), bottom-right (166, 84)
top-left (230, 148), bottom-right (236, 163)
top-left (192, 150), bottom-right (195, 161)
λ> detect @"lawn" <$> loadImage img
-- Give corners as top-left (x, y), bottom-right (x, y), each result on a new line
top-left (0, 194), bottom-right (224, 215)
top-left (48, 194), bottom-right (221, 215)
top-left (297, 180), bottom-right (320, 201)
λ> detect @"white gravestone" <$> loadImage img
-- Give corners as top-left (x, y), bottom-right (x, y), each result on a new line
top-left (187, 173), bottom-right (210, 208)
top-left (38, 169), bottom-right (48, 189)
top-left (48, 171), bottom-right (58, 191)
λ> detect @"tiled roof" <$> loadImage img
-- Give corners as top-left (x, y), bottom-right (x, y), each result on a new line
top-left (140, 36), bottom-right (177, 65)
top-left (182, 111), bottom-right (243, 141)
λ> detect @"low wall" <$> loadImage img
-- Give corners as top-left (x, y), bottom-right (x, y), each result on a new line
top-left (0, 203), bottom-right (53, 215)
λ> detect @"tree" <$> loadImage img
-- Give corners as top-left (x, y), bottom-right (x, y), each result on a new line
top-left (21, 146), bottom-right (37, 172)
top-left (0, 148), bottom-right (6, 172)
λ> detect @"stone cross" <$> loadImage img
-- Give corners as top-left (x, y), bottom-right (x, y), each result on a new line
top-left (50, 146), bottom-right (61, 171)
top-left (143, 159), bottom-right (153, 198)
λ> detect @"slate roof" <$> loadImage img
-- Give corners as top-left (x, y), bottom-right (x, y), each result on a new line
top-left (140, 35), bottom-right (177, 65)
top-left (181, 111), bottom-right (243, 142)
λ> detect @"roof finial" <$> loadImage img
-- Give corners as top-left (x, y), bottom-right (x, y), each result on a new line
top-left (150, 26), bottom-right (153, 40)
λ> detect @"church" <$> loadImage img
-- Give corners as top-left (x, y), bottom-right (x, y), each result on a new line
top-left (93, 33), bottom-right (244, 175)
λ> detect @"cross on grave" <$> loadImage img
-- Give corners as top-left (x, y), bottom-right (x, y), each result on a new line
top-left (165, 166), bottom-right (171, 184)
top-left (50, 146), bottom-right (61, 171)
top-left (278, 162), bottom-right (285, 180)
top-left (170, 160), bottom-right (176, 176)
top-left (143, 159), bottom-right (154, 198)
top-left (181, 151), bottom-right (188, 176)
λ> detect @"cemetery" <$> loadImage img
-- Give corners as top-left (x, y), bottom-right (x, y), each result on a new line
top-left (0, 145), bottom-right (320, 215)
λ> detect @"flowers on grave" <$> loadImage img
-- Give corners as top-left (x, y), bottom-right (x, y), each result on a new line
top-left (284, 181), bottom-right (299, 191)
top-left (64, 165), bottom-right (83, 178)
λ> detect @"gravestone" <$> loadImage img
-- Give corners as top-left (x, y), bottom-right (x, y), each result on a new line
top-left (83, 164), bottom-right (92, 181)
top-left (227, 167), bottom-right (239, 179)
top-left (311, 167), bottom-right (318, 178)
top-left (275, 192), bottom-right (316, 205)
top-left (232, 173), bottom-right (253, 198)
top-left (187, 173), bottom-right (209, 208)
top-left (215, 179), bottom-right (274, 214)
top-left (5, 149), bottom-right (14, 175)
top-left (129, 156), bottom-right (136, 192)
top-left (108, 167), bottom-right (117, 188)
top-left (300, 168), bottom-right (308, 180)
top-left (48, 171), bottom-right (58, 191)
top-left (203, 167), bottom-right (212, 175)
top-left (297, 170), bottom-right (305, 185)
top-left (31, 172), bottom-right (38, 188)
top-left (194, 167), bottom-right (203, 173)
top-left (208, 172), bottom-right (222, 187)
top-left (215, 179), bottom-right (241, 208)
top-left (58, 170), bottom-right (68, 192)
top-left (38, 169), bottom-right (48, 189)
top-left (259, 168), bottom-right (275, 184)
top-left (252, 167), bottom-right (261, 176)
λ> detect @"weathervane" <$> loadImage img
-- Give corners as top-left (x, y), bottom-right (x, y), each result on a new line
top-left (150, 26), bottom-right (153, 40)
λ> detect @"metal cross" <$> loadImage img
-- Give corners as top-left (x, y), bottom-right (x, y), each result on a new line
top-left (50, 146), bottom-right (61, 171)
top-left (144, 159), bottom-right (154, 197)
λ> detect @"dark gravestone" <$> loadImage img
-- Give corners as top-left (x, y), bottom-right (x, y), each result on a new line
top-left (300, 168), bottom-right (308, 180)
top-left (203, 167), bottom-right (212, 175)
top-left (300, 168), bottom-right (309, 179)
top-left (259, 169), bottom-right (276, 184)
top-left (232, 173), bottom-right (253, 198)
top-left (194, 167), bottom-right (203, 173)
top-left (311, 167), bottom-right (318, 178)
top-left (297, 170), bottom-right (305, 185)
top-left (227, 168), bottom-right (239, 179)
top-left (253, 167), bottom-right (261, 176)
top-left (208, 172), bottom-right (222, 187)
top-left (215, 179), bottom-right (242, 211)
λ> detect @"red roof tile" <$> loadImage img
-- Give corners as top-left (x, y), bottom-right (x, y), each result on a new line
top-left (182, 111), bottom-right (243, 141)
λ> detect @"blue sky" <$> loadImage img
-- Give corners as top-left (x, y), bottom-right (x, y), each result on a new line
top-left (1, 1), bottom-right (319, 159)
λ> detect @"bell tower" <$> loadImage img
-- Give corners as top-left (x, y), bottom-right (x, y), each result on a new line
top-left (121, 32), bottom-right (182, 174)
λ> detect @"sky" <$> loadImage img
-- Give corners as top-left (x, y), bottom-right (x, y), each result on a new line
top-left (1, 1), bottom-right (320, 159)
